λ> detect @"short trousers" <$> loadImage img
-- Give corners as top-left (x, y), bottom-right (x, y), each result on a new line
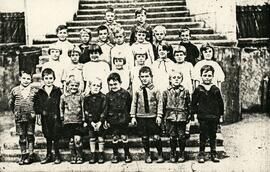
top-left (166, 121), bottom-right (186, 138)
top-left (16, 121), bottom-right (35, 136)
top-left (136, 118), bottom-right (161, 137)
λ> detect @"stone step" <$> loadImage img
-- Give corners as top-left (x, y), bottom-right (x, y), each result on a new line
top-left (79, 1), bottom-right (186, 9)
top-left (74, 12), bottom-right (194, 21)
top-left (79, 0), bottom-right (185, 5)
top-left (0, 146), bottom-right (226, 162)
top-left (2, 133), bottom-right (224, 150)
top-left (77, 7), bottom-right (189, 15)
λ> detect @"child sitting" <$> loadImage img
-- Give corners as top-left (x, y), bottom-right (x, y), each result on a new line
top-left (130, 66), bottom-right (164, 163)
top-left (193, 43), bottom-right (225, 89)
top-left (83, 43), bottom-right (110, 94)
top-left (174, 45), bottom-right (194, 94)
top-left (60, 76), bottom-right (84, 164)
top-left (9, 71), bottom-right (37, 165)
top-left (97, 25), bottom-right (113, 66)
top-left (158, 71), bottom-right (191, 163)
top-left (34, 68), bottom-right (62, 164)
top-left (83, 77), bottom-right (106, 164)
top-left (130, 7), bottom-right (153, 45)
top-left (42, 45), bottom-right (64, 89)
top-left (131, 27), bottom-right (155, 66)
top-left (62, 45), bottom-right (84, 93)
top-left (104, 73), bottom-right (132, 163)
top-left (78, 28), bottom-right (92, 64)
top-left (191, 65), bottom-right (224, 163)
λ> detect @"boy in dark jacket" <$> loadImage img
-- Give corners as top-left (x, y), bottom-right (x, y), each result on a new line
top-left (104, 72), bottom-right (132, 163)
top-left (83, 77), bottom-right (106, 164)
top-left (34, 68), bottom-right (62, 164)
top-left (191, 65), bottom-right (224, 163)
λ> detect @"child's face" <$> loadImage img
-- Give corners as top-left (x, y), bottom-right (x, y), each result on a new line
top-left (158, 45), bottom-right (168, 59)
top-left (43, 74), bottom-right (55, 87)
top-left (20, 73), bottom-right (32, 87)
top-left (57, 29), bottom-right (68, 41)
top-left (136, 13), bottom-right (146, 24)
top-left (80, 32), bottom-right (90, 44)
top-left (154, 30), bottom-right (165, 42)
top-left (99, 29), bottom-right (109, 42)
top-left (70, 51), bottom-right (80, 64)
top-left (136, 32), bottom-right (146, 43)
top-left (89, 51), bottom-right (100, 62)
top-left (115, 33), bottom-right (125, 45)
top-left (90, 80), bottom-right (101, 94)
top-left (201, 70), bottom-right (214, 85)
top-left (68, 82), bottom-right (80, 94)
top-left (50, 49), bottom-right (61, 61)
top-left (105, 12), bottom-right (115, 24)
top-left (174, 52), bottom-right (186, 63)
top-left (139, 72), bottom-right (152, 86)
top-left (180, 30), bottom-right (190, 43)
top-left (114, 58), bottom-right (124, 70)
top-left (108, 80), bottom-right (121, 92)
top-left (170, 73), bottom-right (183, 87)
top-left (202, 47), bottom-right (213, 60)
top-left (136, 54), bottom-right (147, 66)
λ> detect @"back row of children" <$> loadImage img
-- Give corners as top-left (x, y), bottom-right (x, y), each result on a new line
top-left (9, 6), bottom-right (225, 165)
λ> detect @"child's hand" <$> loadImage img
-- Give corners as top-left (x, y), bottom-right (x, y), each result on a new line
top-left (219, 116), bottom-right (224, 123)
top-left (91, 122), bottom-right (96, 128)
top-left (36, 114), bottom-right (41, 126)
top-left (156, 116), bottom-right (162, 126)
top-left (83, 122), bottom-right (88, 127)
top-left (103, 121), bottom-right (110, 129)
top-left (131, 117), bottom-right (137, 126)
top-left (96, 121), bottom-right (102, 131)
top-left (30, 112), bottom-right (36, 119)
top-left (194, 114), bottom-right (199, 124)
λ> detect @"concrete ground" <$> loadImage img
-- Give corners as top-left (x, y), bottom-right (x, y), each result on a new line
top-left (0, 113), bottom-right (270, 172)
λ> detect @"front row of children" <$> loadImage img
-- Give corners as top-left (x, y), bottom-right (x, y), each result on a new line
top-left (9, 64), bottom-right (224, 165)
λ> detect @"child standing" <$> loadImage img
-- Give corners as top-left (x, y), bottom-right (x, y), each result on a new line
top-left (130, 7), bottom-right (153, 45)
top-left (193, 43), bottom-right (225, 89)
top-left (9, 71), bottom-right (37, 165)
top-left (153, 25), bottom-right (175, 62)
top-left (131, 27), bottom-right (155, 66)
top-left (104, 73), bottom-right (132, 163)
top-left (158, 71), bottom-right (191, 163)
top-left (78, 28), bottom-right (92, 64)
top-left (34, 68), bottom-right (62, 164)
top-left (60, 76), bottom-right (84, 164)
top-left (191, 65), bottom-right (224, 163)
top-left (42, 45), bottom-right (64, 89)
top-left (83, 44), bottom-right (110, 94)
top-left (174, 45), bottom-right (194, 94)
top-left (178, 27), bottom-right (200, 66)
top-left (152, 43), bottom-right (175, 92)
top-left (130, 66), bottom-right (164, 163)
top-left (83, 77), bottom-right (106, 164)
top-left (97, 25), bottom-right (113, 66)
top-left (53, 25), bottom-right (73, 66)
top-left (62, 46), bottom-right (84, 93)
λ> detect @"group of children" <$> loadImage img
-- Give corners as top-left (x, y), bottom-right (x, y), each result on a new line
top-left (8, 7), bottom-right (225, 165)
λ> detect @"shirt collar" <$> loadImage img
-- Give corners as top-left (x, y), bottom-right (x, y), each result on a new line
top-left (140, 83), bottom-right (154, 90)
top-left (167, 85), bottom-right (185, 91)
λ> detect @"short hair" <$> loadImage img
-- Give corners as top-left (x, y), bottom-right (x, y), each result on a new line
top-left (88, 43), bottom-right (103, 54)
top-left (135, 26), bottom-right (147, 34)
top-left (169, 70), bottom-right (183, 82)
top-left (200, 43), bottom-right (215, 60)
top-left (68, 45), bottom-right (82, 57)
top-left (139, 66), bottom-right (153, 77)
top-left (89, 77), bottom-right (102, 88)
top-left (42, 68), bottom-right (56, 80)
top-left (105, 6), bottom-right (115, 14)
top-left (134, 52), bottom-right (148, 60)
top-left (97, 25), bottom-right (109, 35)
top-left (48, 45), bottom-right (62, 55)
top-left (19, 70), bottom-right (32, 77)
top-left (174, 45), bottom-right (187, 55)
top-left (200, 65), bottom-right (215, 76)
top-left (112, 56), bottom-right (126, 65)
top-left (56, 25), bottom-right (68, 34)
top-left (107, 72), bottom-right (122, 83)
top-left (113, 27), bottom-right (126, 37)
top-left (135, 7), bottom-right (147, 17)
top-left (66, 75), bottom-right (80, 86)
top-left (153, 25), bottom-right (166, 35)
top-left (157, 43), bottom-right (171, 52)
top-left (178, 26), bottom-right (190, 36)
top-left (79, 28), bottom-right (92, 39)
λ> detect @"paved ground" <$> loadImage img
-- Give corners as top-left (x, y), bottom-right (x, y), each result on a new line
top-left (0, 112), bottom-right (270, 172)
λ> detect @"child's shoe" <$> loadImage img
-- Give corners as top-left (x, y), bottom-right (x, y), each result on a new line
top-left (41, 153), bottom-right (53, 164)
top-left (197, 151), bottom-right (205, 163)
top-left (178, 151), bottom-right (185, 163)
top-left (24, 153), bottom-right (34, 164)
top-left (156, 153), bottom-right (164, 163)
top-left (54, 154), bottom-right (61, 164)
top-left (98, 152), bottom-right (105, 164)
top-left (169, 152), bottom-right (176, 163)
top-left (124, 152), bottom-right (132, 163)
top-left (18, 154), bottom-right (27, 165)
top-left (111, 152), bottom-right (119, 163)
top-left (70, 156), bottom-right (77, 164)
top-left (89, 152), bottom-right (96, 164)
top-left (210, 151), bottom-right (220, 163)
top-left (145, 153), bottom-right (152, 163)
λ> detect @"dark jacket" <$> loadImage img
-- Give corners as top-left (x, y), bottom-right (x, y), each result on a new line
top-left (83, 92), bottom-right (106, 123)
top-left (191, 85), bottom-right (224, 120)
top-left (79, 43), bottom-right (90, 64)
top-left (179, 42), bottom-right (199, 66)
top-left (104, 88), bottom-right (131, 125)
